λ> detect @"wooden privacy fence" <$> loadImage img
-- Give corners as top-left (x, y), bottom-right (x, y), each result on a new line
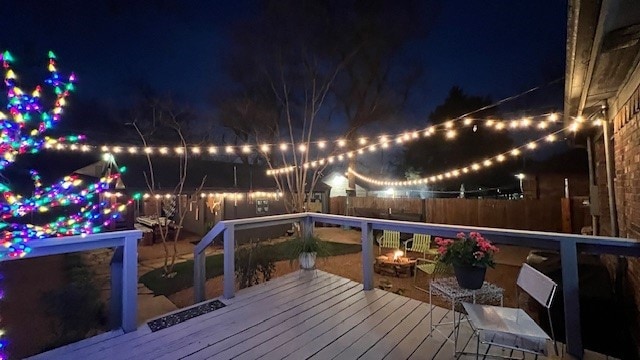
top-left (330, 196), bottom-right (589, 233)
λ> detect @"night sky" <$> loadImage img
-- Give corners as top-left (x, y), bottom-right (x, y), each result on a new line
top-left (2, 0), bottom-right (567, 121)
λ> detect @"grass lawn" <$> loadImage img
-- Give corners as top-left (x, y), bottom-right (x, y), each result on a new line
top-left (139, 240), bottom-right (362, 297)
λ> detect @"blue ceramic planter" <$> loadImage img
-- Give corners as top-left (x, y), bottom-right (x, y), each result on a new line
top-left (453, 265), bottom-right (486, 289)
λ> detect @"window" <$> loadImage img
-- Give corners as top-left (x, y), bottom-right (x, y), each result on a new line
top-left (256, 199), bottom-right (269, 214)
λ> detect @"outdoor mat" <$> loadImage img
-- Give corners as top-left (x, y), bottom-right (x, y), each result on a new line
top-left (147, 299), bottom-right (226, 332)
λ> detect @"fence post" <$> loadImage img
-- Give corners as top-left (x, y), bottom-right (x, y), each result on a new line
top-left (361, 221), bottom-right (374, 290)
top-left (121, 235), bottom-right (138, 332)
top-left (223, 224), bottom-right (236, 299)
top-left (560, 240), bottom-right (583, 358)
top-left (194, 249), bottom-right (206, 304)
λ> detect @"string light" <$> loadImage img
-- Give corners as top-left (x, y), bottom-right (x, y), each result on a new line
top-left (263, 111), bottom-right (565, 173)
top-left (41, 111), bottom-right (563, 161)
top-left (347, 125), bottom-right (571, 187)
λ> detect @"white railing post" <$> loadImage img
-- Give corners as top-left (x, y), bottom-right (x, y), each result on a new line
top-left (223, 224), bottom-right (236, 299)
top-left (109, 246), bottom-right (123, 329)
top-left (560, 240), bottom-right (583, 358)
top-left (303, 216), bottom-right (314, 239)
top-left (361, 221), bottom-right (374, 290)
top-left (121, 234), bottom-right (138, 332)
top-left (194, 249), bottom-right (206, 304)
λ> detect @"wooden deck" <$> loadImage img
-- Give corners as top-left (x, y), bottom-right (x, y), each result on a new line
top-left (31, 271), bottom-right (614, 360)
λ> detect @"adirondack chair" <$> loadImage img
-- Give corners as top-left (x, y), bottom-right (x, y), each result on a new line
top-left (376, 230), bottom-right (400, 254)
top-left (403, 233), bottom-right (439, 258)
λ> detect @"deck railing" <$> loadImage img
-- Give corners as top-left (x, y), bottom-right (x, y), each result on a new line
top-left (194, 212), bottom-right (640, 358)
top-left (2, 230), bottom-right (142, 333)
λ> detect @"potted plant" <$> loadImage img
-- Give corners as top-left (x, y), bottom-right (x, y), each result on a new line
top-left (435, 232), bottom-right (499, 289)
top-left (290, 235), bottom-right (326, 270)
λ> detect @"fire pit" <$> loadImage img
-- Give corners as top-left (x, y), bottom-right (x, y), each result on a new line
top-left (374, 251), bottom-right (417, 278)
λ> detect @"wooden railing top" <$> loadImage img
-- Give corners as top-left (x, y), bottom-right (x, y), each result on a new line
top-left (195, 212), bottom-right (640, 257)
top-left (2, 230), bottom-right (142, 260)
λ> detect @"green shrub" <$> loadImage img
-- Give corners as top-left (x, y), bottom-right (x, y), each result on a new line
top-left (235, 240), bottom-right (276, 289)
top-left (40, 254), bottom-right (106, 351)
top-left (140, 239), bottom-right (361, 297)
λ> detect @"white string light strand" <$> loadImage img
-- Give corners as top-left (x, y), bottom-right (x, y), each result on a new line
top-left (266, 111), bottom-right (564, 174)
top-left (41, 111), bottom-right (562, 158)
top-left (347, 118), bottom-right (596, 187)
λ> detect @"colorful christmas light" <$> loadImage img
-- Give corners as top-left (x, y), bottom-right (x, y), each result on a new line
top-left (1, 51), bottom-right (128, 261)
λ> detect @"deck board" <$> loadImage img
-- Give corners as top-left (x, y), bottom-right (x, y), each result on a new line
top-left (220, 282), bottom-right (385, 359)
top-left (57, 269), bottom-right (305, 358)
top-left (98, 272), bottom-right (338, 360)
top-left (329, 298), bottom-right (422, 360)
top-left (161, 277), bottom-right (357, 359)
top-left (30, 270), bottom-right (617, 360)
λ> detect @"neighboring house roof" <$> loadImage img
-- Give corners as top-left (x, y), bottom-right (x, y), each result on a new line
top-left (111, 155), bottom-right (279, 192)
top-left (4, 152), bottom-right (104, 194)
top-left (5, 152), bottom-right (281, 193)
top-left (6, 152), bottom-right (332, 194)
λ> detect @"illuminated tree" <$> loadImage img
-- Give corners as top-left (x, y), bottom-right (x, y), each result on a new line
top-left (0, 51), bottom-right (127, 259)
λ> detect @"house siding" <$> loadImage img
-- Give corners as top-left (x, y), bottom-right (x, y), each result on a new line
top-left (598, 72), bottom-right (640, 352)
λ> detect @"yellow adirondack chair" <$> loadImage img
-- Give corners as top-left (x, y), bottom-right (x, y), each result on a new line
top-left (404, 233), bottom-right (439, 258)
top-left (377, 230), bottom-right (400, 254)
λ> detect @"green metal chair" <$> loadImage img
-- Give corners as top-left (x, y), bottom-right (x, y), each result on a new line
top-left (404, 233), bottom-right (439, 258)
top-left (376, 230), bottom-right (400, 254)
top-left (413, 258), bottom-right (452, 293)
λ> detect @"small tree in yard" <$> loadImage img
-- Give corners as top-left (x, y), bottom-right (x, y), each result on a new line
top-left (130, 98), bottom-right (205, 278)
top-left (216, 0), bottom-right (432, 211)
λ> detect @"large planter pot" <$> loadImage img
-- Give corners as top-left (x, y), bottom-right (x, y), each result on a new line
top-left (299, 252), bottom-right (317, 270)
top-left (453, 265), bottom-right (487, 289)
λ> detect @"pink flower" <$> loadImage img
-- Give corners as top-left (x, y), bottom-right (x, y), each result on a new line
top-left (469, 232), bottom-right (481, 239)
top-left (456, 232), bottom-right (466, 239)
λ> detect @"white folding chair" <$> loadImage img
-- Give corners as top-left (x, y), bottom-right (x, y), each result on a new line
top-left (463, 263), bottom-right (558, 359)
